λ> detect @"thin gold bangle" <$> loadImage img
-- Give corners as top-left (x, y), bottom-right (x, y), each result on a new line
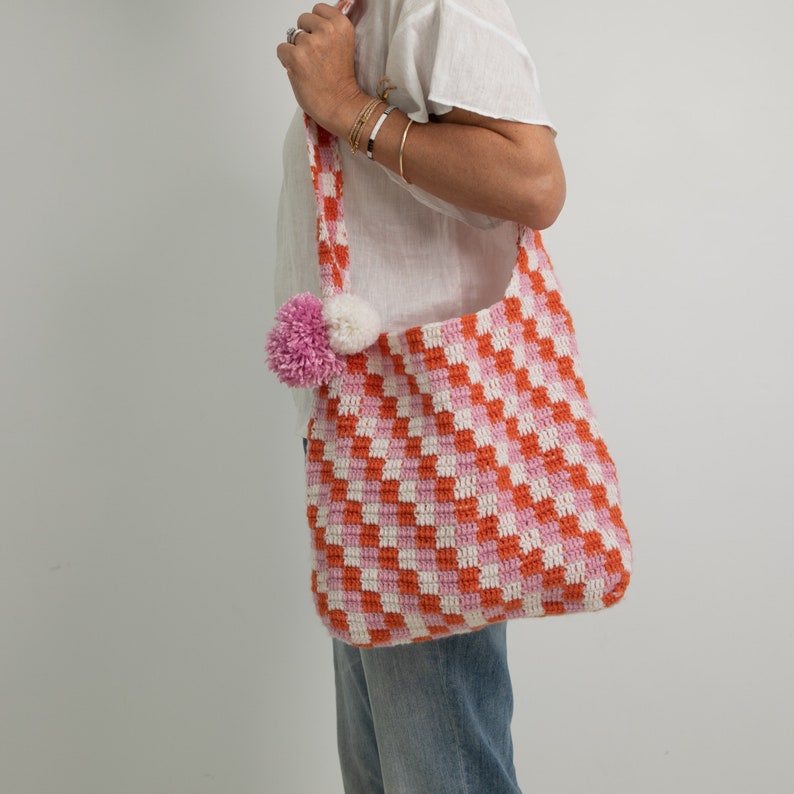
top-left (399, 118), bottom-right (414, 184)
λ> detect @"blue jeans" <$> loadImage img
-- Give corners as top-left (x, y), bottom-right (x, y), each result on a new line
top-left (333, 622), bottom-right (522, 794)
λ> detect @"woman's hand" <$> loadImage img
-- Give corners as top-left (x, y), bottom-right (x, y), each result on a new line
top-left (276, 3), bottom-right (566, 229)
top-left (276, 4), bottom-right (366, 136)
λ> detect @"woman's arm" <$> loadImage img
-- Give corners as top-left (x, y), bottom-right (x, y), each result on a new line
top-left (276, 3), bottom-right (565, 229)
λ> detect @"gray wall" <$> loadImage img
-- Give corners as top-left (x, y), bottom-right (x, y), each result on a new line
top-left (1, 1), bottom-right (791, 792)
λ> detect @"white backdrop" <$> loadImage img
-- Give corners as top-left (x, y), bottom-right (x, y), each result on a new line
top-left (1, 1), bottom-right (792, 792)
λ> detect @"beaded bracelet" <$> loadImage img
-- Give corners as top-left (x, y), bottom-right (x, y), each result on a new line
top-left (366, 105), bottom-right (396, 159)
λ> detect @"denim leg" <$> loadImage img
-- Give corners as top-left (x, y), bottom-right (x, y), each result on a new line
top-left (334, 622), bottom-right (522, 794)
top-left (334, 639), bottom-right (387, 794)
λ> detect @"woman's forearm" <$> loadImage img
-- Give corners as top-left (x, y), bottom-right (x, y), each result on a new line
top-left (326, 94), bottom-right (566, 229)
top-left (277, 6), bottom-right (565, 229)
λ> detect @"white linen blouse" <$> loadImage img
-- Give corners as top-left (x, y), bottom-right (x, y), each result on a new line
top-left (274, 0), bottom-right (555, 435)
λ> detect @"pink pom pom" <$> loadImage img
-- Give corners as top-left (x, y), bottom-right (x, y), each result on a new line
top-left (265, 293), bottom-right (344, 388)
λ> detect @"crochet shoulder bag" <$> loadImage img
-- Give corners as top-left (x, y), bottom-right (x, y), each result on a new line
top-left (267, 114), bottom-right (633, 648)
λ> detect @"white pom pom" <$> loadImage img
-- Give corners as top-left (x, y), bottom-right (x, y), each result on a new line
top-left (323, 293), bottom-right (383, 355)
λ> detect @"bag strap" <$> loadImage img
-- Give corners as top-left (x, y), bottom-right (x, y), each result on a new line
top-left (294, 0), bottom-right (356, 300)
top-left (304, 115), bottom-right (351, 300)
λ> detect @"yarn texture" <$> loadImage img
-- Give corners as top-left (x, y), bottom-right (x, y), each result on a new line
top-left (266, 292), bottom-right (343, 388)
top-left (323, 293), bottom-right (383, 355)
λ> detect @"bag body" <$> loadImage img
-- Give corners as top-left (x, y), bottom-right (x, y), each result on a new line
top-left (270, 117), bottom-right (632, 648)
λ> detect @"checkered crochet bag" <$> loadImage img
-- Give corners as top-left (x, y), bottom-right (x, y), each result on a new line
top-left (267, 115), bottom-right (632, 648)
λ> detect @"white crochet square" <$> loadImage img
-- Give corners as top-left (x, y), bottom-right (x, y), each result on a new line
top-left (535, 315), bottom-right (553, 339)
top-left (511, 342), bottom-right (528, 369)
top-left (494, 440), bottom-right (512, 467)
top-left (463, 609), bottom-right (487, 628)
top-left (457, 545), bottom-right (479, 568)
top-left (421, 324), bottom-right (444, 348)
top-left (324, 523), bottom-right (343, 546)
top-left (473, 422), bottom-right (494, 448)
top-left (327, 589), bottom-right (345, 613)
top-left (420, 434), bottom-right (439, 456)
top-left (445, 341), bottom-right (467, 365)
top-left (542, 543), bottom-right (565, 570)
top-left (554, 490), bottom-right (577, 517)
top-left (319, 171), bottom-right (338, 196)
top-left (407, 416), bottom-right (424, 437)
top-left (440, 594), bottom-right (462, 614)
top-left (406, 613), bottom-right (432, 639)
top-left (585, 462), bottom-right (605, 485)
top-left (346, 478), bottom-right (364, 502)
top-left (479, 563), bottom-right (500, 589)
top-left (369, 436), bottom-right (390, 458)
top-left (490, 325), bottom-right (512, 351)
top-left (435, 523), bottom-right (457, 549)
top-left (398, 479), bottom-right (417, 503)
top-left (306, 482), bottom-right (321, 503)
top-left (516, 412), bottom-right (537, 436)
top-left (360, 568), bottom-right (379, 591)
top-left (502, 580), bottom-right (522, 602)
top-left (431, 387), bottom-right (454, 413)
top-left (522, 591), bottom-right (545, 617)
top-left (398, 548), bottom-right (418, 570)
top-left (483, 376), bottom-right (506, 403)
top-left (465, 356), bottom-right (483, 384)
top-left (415, 502), bottom-right (436, 526)
top-left (497, 511), bottom-right (518, 538)
top-left (343, 545), bottom-right (361, 568)
top-left (527, 363), bottom-right (546, 388)
top-left (564, 559), bottom-right (587, 585)
top-left (547, 381), bottom-right (567, 404)
top-left (347, 615), bottom-right (370, 646)
top-left (381, 591), bottom-right (401, 612)
top-left (356, 415), bottom-right (378, 439)
top-left (477, 491), bottom-right (498, 518)
top-left (563, 442), bottom-right (585, 466)
top-left (362, 501), bottom-right (380, 525)
top-left (519, 526), bottom-right (543, 555)
top-left (530, 476), bottom-right (553, 502)
top-left (435, 455), bottom-right (457, 478)
top-left (418, 570), bottom-right (440, 595)
top-left (502, 392), bottom-right (520, 418)
top-left (569, 399), bottom-right (590, 420)
top-left (338, 392), bottom-right (361, 415)
top-left (509, 461), bottom-right (528, 487)
top-left (454, 474), bottom-right (478, 500)
top-left (332, 457), bottom-right (350, 480)
top-left (453, 407), bottom-right (474, 432)
top-left (475, 312), bottom-right (494, 336)
top-left (379, 525), bottom-right (399, 548)
top-left (583, 577), bottom-right (605, 605)
top-left (537, 425), bottom-right (561, 452)
top-left (553, 334), bottom-right (572, 357)
top-left (383, 457), bottom-right (403, 480)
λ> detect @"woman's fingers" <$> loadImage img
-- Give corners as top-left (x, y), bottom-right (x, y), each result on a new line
top-left (276, 8), bottom-right (361, 133)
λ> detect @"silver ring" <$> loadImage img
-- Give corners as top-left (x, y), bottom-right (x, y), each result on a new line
top-left (286, 27), bottom-right (305, 45)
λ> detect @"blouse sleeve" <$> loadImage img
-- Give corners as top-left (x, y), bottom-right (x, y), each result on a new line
top-left (377, 0), bottom-right (556, 227)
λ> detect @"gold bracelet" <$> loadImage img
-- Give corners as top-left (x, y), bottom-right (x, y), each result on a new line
top-left (399, 118), bottom-right (414, 184)
top-left (348, 97), bottom-right (382, 155)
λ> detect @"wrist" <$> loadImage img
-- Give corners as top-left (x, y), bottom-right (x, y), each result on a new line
top-left (318, 90), bottom-right (372, 140)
